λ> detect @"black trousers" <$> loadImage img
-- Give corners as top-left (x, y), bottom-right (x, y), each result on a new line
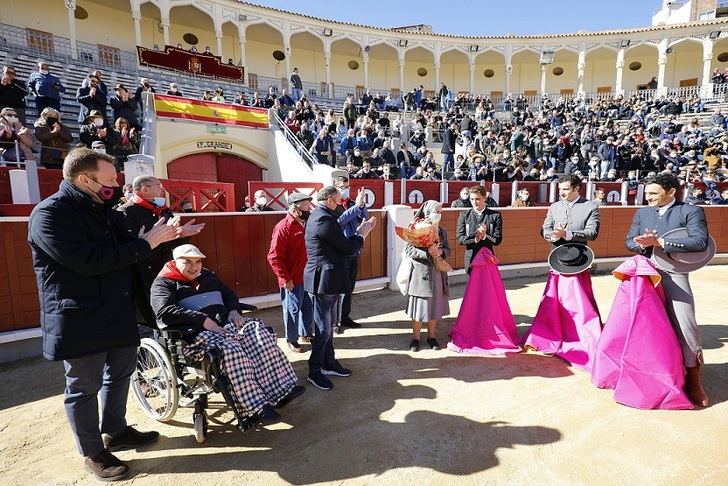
top-left (340, 255), bottom-right (359, 323)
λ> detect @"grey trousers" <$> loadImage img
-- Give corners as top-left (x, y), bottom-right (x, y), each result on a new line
top-left (659, 271), bottom-right (702, 367)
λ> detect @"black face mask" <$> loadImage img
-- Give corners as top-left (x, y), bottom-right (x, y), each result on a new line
top-left (299, 209), bottom-right (311, 221)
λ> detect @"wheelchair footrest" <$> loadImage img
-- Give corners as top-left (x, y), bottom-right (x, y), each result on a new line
top-left (238, 415), bottom-right (261, 432)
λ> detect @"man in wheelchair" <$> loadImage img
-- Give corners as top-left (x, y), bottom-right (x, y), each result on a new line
top-left (150, 244), bottom-right (305, 427)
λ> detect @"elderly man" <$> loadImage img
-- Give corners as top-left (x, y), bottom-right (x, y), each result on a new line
top-left (246, 190), bottom-right (274, 212)
top-left (304, 185), bottom-right (375, 390)
top-left (28, 148), bottom-right (180, 481)
top-left (27, 61), bottom-right (65, 113)
top-left (117, 175), bottom-right (205, 327)
top-left (267, 193), bottom-right (314, 352)
top-left (0, 65), bottom-right (28, 125)
top-left (77, 73), bottom-right (107, 124)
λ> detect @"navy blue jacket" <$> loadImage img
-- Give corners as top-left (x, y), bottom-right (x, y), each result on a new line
top-left (28, 181), bottom-right (152, 360)
top-left (303, 204), bottom-right (364, 295)
top-left (625, 200), bottom-right (708, 257)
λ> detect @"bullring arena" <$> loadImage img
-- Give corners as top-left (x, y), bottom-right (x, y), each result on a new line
top-left (1, 1), bottom-right (728, 484)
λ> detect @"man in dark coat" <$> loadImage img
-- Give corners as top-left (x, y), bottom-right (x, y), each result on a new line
top-left (456, 185), bottom-right (503, 271)
top-left (27, 148), bottom-right (179, 481)
top-left (117, 175), bottom-right (204, 327)
top-left (441, 122), bottom-right (456, 173)
top-left (76, 73), bottom-right (107, 124)
top-left (303, 185), bottom-right (375, 391)
top-left (0, 65), bottom-right (28, 124)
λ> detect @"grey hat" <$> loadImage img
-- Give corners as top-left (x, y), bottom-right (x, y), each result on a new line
top-left (653, 228), bottom-right (716, 273)
top-left (287, 192), bottom-right (312, 205)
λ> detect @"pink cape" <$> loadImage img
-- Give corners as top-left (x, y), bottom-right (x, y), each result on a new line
top-left (447, 249), bottom-right (521, 356)
top-left (522, 270), bottom-right (602, 372)
top-left (591, 256), bottom-right (693, 410)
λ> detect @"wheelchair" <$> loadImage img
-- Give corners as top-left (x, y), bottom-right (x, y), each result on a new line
top-left (131, 306), bottom-right (261, 443)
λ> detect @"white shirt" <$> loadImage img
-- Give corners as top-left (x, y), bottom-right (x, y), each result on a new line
top-left (657, 198), bottom-right (676, 216)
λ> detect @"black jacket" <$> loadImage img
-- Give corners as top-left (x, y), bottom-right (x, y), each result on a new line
top-left (0, 79), bottom-right (28, 109)
top-left (27, 181), bottom-right (152, 360)
top-left (151, 268), bottom-right (240, 339)
top-left (116, 200), bottom-right (184, 327)
top-left (76, 85), bottom-right (108, 123)
top-left (303, 205), bottom-right (364, 295)
top-left (442, 127), bottom-right (456, 154)
top-left (456, 207), bottom-right (503, 271)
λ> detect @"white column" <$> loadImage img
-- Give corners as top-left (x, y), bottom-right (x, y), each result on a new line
top-left (577, 47), bottom-right (586, 94)
top-left (65, 0), bottom-right (78, 59)
top-left (132, 11), bottom-right (142, 46)
top-left (540, 64), bottom-right (547, 94)
top-left (434, 62), bottom-right (441, 92)
top-left (702, 37), bottom-right (714, 96)
top-left (215, 30), bottom-right (224, 59)
top-left (399, 56), bottom-right (405, 92)
top-left (161, 21), bottom-right (170, 47)
top-left (657, 38), bottom-right (668, 95)
top-left (363, 52), bottom-right (369, 90)
top-left (615, 48), bottom-right (625, 93)
top-left (504, 45), bottom-right (513, 95)
top-left (238, 34), bottom-right (246, 69)
top-left (284, 43), bottom-right (292, 87)
top-left (469, 62), bottom-right (475, 94)
top-left (324, 50), bottom-right (331, 98)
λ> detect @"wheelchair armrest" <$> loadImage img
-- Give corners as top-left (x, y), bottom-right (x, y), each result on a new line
top-left (160, 324), bottom-right (199, 338)
top-left (239, 303), bottom-right (258, 312)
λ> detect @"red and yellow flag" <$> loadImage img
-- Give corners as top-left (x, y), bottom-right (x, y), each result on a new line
top-left (154, 94), bottom-right (269, 128)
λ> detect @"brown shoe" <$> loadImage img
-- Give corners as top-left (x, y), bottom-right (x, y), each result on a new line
top-left (84, 450), bottom-right (129, 482)
top-left (102, 426), bottom-right (159, 452)
top-left (685, 365), bottom-right (709, 407)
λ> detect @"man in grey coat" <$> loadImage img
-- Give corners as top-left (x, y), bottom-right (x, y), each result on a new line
top-left (542, 174), bottom-right (600, 246)
top-left (625, 172), bottom-right (710, 407)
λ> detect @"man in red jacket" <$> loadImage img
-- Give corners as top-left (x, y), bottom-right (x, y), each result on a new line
top-left (267, 193), bottom-right (314, 352)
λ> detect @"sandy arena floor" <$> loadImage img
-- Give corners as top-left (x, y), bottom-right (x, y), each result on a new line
top-left (1, 265), bottom-right (726, 485)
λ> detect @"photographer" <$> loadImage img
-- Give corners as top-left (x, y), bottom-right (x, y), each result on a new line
top-left (134, 77), bottom-right (156, 111)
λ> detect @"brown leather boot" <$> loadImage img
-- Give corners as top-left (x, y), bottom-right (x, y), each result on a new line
top-left (84, 450), bottom-right (129, 481)
top-left (685, 353), bottom-right (709, 407)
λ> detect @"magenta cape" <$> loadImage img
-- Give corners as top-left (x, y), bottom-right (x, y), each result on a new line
top-left (522, 270), bottom-right (602, 372)
top-left (447, 249), bottom-right (521, 356)
top-left (591, 256), bottom-right (693, 410)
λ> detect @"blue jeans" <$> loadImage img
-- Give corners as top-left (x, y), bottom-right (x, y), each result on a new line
top-left (280, 284), bottom-right (313, 342)
top-left (291, 88), bottom-right (303, 101)
top-left (308, 293), bottom-right (341, 374)
top-left (62, 346), bottom-right (137, 457)
top-left (442, 153), bottom-right (454, 173)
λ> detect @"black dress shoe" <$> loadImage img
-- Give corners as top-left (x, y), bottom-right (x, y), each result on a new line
top-left (258, 404), bottom-right (282, 425)
top-left (84, 450), bottom-right (129, 482)
top-left (340, 318), bottom-right (362, 328)
top-left (102, 426), bottom-right (159, 452)
top-left (334, 325), bottom-right (343, 335)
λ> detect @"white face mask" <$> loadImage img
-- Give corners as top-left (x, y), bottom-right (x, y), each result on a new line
top-left (94, 148), bottom-right (107, 155)
top-left (428, 213), bottom-right (442, 223)
top-left (39, 69), bottom-right (49, 75)
top-left (153, 197), bottom-right (166, 207)
top-left (520, 193), bottom-right (529, 201)
top-left (256, 196), bottom-right (267, 206)
top-left (93, 118), bottom-right (104, 127)
top-left (4, 116), bottom-right (18, 124)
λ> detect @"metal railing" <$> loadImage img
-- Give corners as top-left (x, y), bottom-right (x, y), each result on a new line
top-left (270, 110), bottom-right (317, 169)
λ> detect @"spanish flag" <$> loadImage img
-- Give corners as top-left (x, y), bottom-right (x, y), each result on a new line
top-left (154, 94), bottom-right (269, 128)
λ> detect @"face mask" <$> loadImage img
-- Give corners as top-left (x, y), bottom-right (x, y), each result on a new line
top-left (94, 148), bottom-right (106, 155)
top-left (124, 191), bottom-right (133, 200)
top-left (340, 187), bottom-right (350, 199)
top-left (4, 115), bottom-right (18, 125)
top-left (256, 197), bottom-right (267, 206)
top-left (299, 209), bottom-right (311, 221)
top-left (89, 178), bottom-right (122, 206)
top-left (93, 118), bottom-right (104, 127)
top-left (40, 69), bottom-right (49, 75)
top-left (521, 193), bottom-right (529, 201)
top-left (428, 213), bottom-right (442, 223)
top-left (153, 196), bottom-right (167, 207)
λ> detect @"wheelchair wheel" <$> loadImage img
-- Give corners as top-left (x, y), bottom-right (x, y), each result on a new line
top-left (193, 412), bottom-right (208, 443)
top-left (132, 337), bottom-right (179, 422)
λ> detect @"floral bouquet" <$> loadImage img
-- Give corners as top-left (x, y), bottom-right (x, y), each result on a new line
top-left (395, 218), bottom-right (453, 272)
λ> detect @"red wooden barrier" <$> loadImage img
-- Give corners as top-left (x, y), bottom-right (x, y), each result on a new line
top-left (248, 182), bottom-right (323, 210)
top-left (162, 178), bottom-right (236, 212)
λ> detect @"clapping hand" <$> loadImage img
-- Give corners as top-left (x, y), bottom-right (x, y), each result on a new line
top-left (634, 228), bottom-right (660, 249)
top-left (179, 218), bottom-right (205, 237)
top-left (356, 216), bottom-right (377, 238)
top-left (355, 187), bottom-right (366, 208)
top-left (475, 224), bottom-right (487, 242)
top-left (138, 217), bottom-right (181, 249)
